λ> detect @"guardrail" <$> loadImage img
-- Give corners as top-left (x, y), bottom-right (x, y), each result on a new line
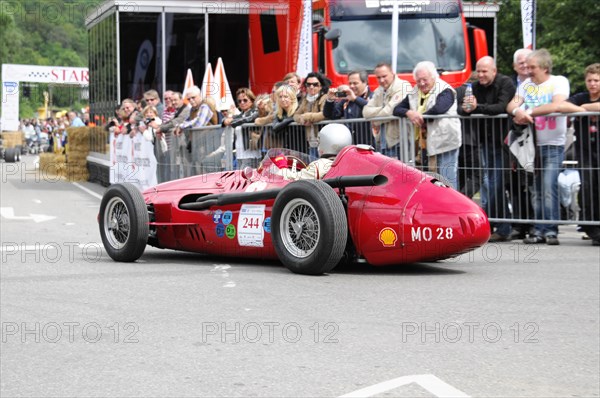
top-left (110, 112), bottom-right (600, 227)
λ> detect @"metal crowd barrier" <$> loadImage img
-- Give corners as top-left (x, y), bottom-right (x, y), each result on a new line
top-left (149, 112), bottom-right (598, 227)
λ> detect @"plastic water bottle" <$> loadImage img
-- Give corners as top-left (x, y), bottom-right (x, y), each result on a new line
top-left (464, 83), bottom-right (473, 111)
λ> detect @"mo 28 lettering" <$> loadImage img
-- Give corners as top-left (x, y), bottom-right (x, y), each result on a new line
top-left (411, 227), bottom-right (454, 242)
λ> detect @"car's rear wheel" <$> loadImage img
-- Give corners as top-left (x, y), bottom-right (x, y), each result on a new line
top-left (99, 183), bottom-right (149, 262)
top-left (272, 180), bottom-right (347, 275)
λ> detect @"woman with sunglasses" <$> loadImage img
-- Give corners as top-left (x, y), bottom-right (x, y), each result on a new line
top-left (294, 72), bottom-right (331, 157)
top-left (222, 88), bottom-right (260, 168)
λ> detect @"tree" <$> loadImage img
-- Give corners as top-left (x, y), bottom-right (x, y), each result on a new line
top-left (497, 0), bottom-right (600, 92)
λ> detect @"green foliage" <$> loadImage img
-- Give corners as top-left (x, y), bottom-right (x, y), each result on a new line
top-left (0, 0), bottom-right (99, 118)
top-left (497, 0), bottom-right (600, 92)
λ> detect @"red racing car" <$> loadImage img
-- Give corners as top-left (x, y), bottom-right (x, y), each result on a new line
top-left (99, 146), bottom-right (490, 275)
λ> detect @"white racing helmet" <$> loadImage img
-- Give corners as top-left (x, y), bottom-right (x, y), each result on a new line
top-left (318, 123), bottom-right (352, 157)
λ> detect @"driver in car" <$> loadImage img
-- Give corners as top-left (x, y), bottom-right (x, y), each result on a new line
top-left (289, 123), bottom-right (352, 180)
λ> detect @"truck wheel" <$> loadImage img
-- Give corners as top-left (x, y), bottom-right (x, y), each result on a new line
top-left (99, 183), bottom-right (149, 262)
top-left (271, 180), bottom-right (347, 275)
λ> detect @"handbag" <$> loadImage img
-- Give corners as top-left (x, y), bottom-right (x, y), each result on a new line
top-left (506, 124), bottom-right (535, 173)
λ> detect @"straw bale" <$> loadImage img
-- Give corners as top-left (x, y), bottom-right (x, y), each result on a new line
top-left (1, 132), bottom-right (24, 148)
top-left (39, 153), bottom-right (67, 179)
top-left (67, 153), bottom-right (88, 166)
top-left (66, 127), bottom-right (90, 154)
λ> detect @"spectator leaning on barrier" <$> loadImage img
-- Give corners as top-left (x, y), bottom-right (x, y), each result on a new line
top-left (363, 62), bottom-right (412, 158)
top-left (162, 90), bottom-right (176, 123)
top-left (455, 72), bottom-right (481, 199)
top-left (283, 72), bottom-right (303, 102)
top-left (459, 56), bottom-right (516, 242)
top-left (176, 86), bottom-right (214, 132)
top-left (144, 89), bottom-right (164, 117)
top-left (223, 87), bottom-right (261, 169)
top-left (394, 61), bottom-right (462, 189)
top-left (253, 94), bottom-right (275, 152)
top-left (557, 63), bottom-right (600, 246)
top-left (324, 70), bottom-right (374, 147)
top-left (159, 91), bottom-right (190, 147)
top-left (294, 72), bottom-right (330, 157)
top-left (513, 48), bottom-right (533, 88)
top-left (272, 84), bottom-right (300, 151)
top-left (509, 48), bottom-right (535, 241)
top-left (506, 49), bottom-right (570, 246)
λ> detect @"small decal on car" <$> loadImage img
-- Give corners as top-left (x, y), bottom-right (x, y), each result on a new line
top-left (379, 227), bottom-right (397, 247)
top-left (212, 209), bottom-right (223, 224)
top-left (222, 210), bottom-right (233, 225)
top-left (226, 224), bottom-right (236, 239)
top-left (263, 217), bottom-right (271, 234)
top-left (216, 223), bottom-right (225, 238)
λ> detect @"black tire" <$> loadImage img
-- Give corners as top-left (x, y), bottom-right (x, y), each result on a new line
top-left (4, 148), bottom-right (17, 162)
top-left (99, 183), bottom-right (149, 262)
top-left (271, 180), bottom-right (348, 275)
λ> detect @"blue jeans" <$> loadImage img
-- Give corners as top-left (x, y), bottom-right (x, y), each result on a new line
top-left (436, 148), bottom-right (459, 189)
top-left (480, 144), bottom-right (512, 236)
top-left (382, 144), bottom-right (400, 160)
top-left (530, 145), bottom-right (564, 237)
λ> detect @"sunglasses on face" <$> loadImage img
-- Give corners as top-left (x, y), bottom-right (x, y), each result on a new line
top-left (237, 98), bottom-right (250, 104)
top-left (305, 82), bottom-right (320, 87)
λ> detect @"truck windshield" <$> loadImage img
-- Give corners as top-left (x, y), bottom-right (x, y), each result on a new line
top-left (330, 18), bottom-right (466, 74)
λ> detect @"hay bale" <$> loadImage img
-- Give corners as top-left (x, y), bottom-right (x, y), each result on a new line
top-left (66, 127), bottom-right (91, 154)
top-left (66, 166), bottom-right (89, 181)
top-left (39, 153), bottom-right (67, 179)
top-left (1, 131), bottom-right (24, 148)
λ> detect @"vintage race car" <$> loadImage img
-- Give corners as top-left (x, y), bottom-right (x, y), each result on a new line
top-left (99, 146), bottom-right (490, 275)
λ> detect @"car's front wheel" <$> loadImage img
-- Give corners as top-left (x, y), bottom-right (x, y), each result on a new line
top-left (271, 180), bottom-right (347, 275)
top-left (99, 183), bottom-right (149, 262)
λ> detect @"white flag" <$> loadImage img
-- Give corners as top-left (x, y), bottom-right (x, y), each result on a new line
top-left (296, 0), bottom-right (313, 78)
top-left (521, 0), bottom-right (536, 50)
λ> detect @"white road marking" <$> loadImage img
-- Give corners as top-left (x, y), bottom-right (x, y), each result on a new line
top-left (0, 207), bottom-right (56, 223)
top-left (72, 182), bottom-right (103, 200)
top-left (211, 264), bottom-right (236, 288)
top-left (32, 199), bottom-right (42, 204)
top-left (339, 374), bottom-right (469, 398)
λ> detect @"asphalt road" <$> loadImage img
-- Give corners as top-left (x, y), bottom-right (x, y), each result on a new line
top-left (1, 155), bottom-right (599, 397)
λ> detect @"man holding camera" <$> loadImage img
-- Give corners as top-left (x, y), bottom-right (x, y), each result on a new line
top-left (323, 70), bottom-right (374, 147)
top-left (363, 63), bottom-right (412, 158)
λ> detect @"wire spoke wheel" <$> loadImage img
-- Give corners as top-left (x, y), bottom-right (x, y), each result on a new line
top-left (272, 180), bottom-right (347, 275)
top-left (281, 199), bottom-right (320, 258)
top-left (99, 183), bottom-right (149, 262)
top-left (104, 197), bottom-right (131, 249)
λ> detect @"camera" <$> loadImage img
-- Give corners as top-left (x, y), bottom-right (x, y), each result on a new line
top-left (107, 120), bottom-right (116, 128)
top-left (335, 90), bottom-right (347, 98)
top-left (145, 118), bottom-right (154, 125)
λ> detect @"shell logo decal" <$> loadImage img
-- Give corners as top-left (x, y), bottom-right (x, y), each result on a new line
top-left (379, 227), bottom-right (397, 247)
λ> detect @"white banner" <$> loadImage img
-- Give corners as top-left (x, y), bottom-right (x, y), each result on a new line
top-left (521, 0), bottom-right (536, 50)
top-left (1, 64), bottom-right (89, 131)
top-left (109, 131), bottom-right (157, 191)
top-left (296, 0), bottom-right (313, 78)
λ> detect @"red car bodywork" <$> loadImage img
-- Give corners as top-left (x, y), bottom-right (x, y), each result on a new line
top-left (142, 146), bottom-right (490, 266)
